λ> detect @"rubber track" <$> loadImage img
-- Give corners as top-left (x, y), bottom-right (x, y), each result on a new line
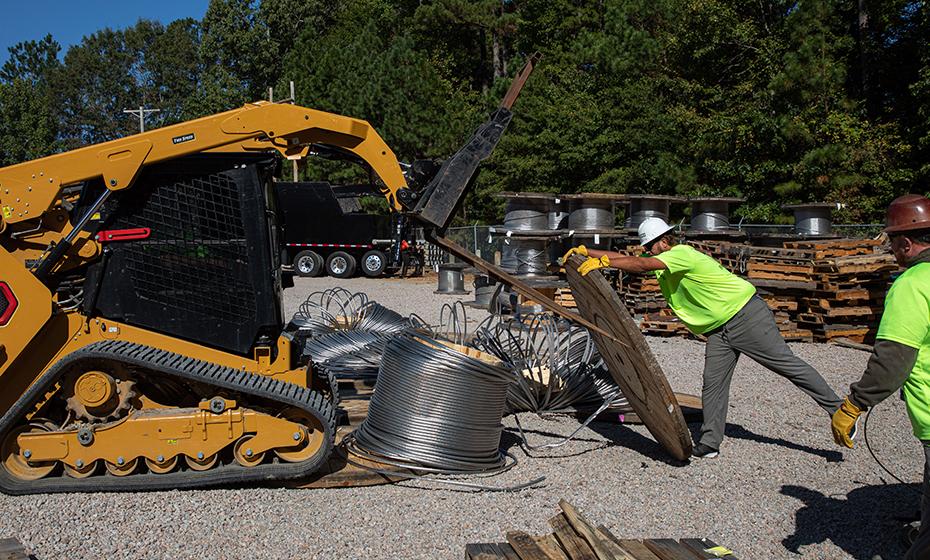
top-left (0, 340), bottom-right (336, 495)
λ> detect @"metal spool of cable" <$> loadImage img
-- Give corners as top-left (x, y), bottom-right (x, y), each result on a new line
top-left (688, 197), bottom-right (744, 232)
top-left (567, 203), bottom-right (614, 231)
top-left (783, 202), bottom-right (839, 236)
top-left (349, 331), bottom-right (514, 473)
top-left (499, 238), bottom-right (550, 276)
top-left (499, 193), bottom-right (555, 231)
top-left (624, 195), bottom-right (685, 230)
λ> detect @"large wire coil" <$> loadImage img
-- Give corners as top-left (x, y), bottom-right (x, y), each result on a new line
top-left (500, 240), bottom-right (550, 276)
top-left (472, 314), bottom-right (625, 413)
top-left (350, 330), bottom-right (514, 473)
top-left (567, 205), bottom-right (615, 231)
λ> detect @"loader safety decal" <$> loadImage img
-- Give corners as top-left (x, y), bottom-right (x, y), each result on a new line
top-left (2, 206), bottom-right (12, 219)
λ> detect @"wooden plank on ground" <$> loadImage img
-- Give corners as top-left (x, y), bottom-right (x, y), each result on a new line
top-left (507, 531), bottom-right (560, 560)
top-left (598, 528), bottom-right (665, 560)
top-left (558, 500), bottom-right (626, 560)
top-left (467, 543), bottom-right (507, 559)
top-left (565, 255), bottom-right (692, 461)
top-left (679, 538), bottom-right (738, 559)
top-left (532, 536), bottom-right (570, 560)
top-left (0, 538), bottom-right (28, 560)
top-left (549, 514), bottom-right (598, 560)
top-left (643, 539), bottom-right (703, 560)
top-left (499, 543), bottom-right (524, 560)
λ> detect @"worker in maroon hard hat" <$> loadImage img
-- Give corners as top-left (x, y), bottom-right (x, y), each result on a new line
top-left (832, 194), bottom-right (930, 558)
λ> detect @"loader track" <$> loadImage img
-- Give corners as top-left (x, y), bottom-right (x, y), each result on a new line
top-left (0, 340), bottom-right (335, 495)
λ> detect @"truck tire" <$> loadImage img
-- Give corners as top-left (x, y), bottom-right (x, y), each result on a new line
top-left (360, 250), bottom-right (387, 277)
top-left (294, 250), bottom-right (324, 278)
top-left (326, 251), bottom-right (356, 278)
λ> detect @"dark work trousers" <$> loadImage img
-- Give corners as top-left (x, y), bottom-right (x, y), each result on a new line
top-left (698, 295), bottom-right (843, 450)
top-left (905, 442), bottom-right (930, 560)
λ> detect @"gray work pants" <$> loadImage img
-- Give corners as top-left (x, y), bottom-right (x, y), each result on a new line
top-left (698, 295), bottom-right (843, 450)
top-left (905, 442), bottom-right (930, 560)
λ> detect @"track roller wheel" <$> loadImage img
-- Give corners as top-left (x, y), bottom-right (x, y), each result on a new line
top-left (145, 456), bottom-right (179, 474)
top-left (184, 453), bottom-right (218, 472)
top-left (1, 423), bottom-right (57, 481)
top-left (64, 459), bottom-right (99, 479)
top-left (233, 436), bottom-right (265, 467)
top-left (274, 408), bottom-right (327, 464)
top-left (105, 458), bottom-right (139, 477)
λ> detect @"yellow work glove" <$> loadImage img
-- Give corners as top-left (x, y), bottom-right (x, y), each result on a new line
top-left (831, 397), bottom-right (861, 448)
top-left (559, 245), bottom-right (588, 265)
top-left (578, 255), bottom-right (611, 276)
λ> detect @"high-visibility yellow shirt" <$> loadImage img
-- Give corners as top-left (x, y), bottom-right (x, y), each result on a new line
top-left (875, 262), bottom-right (930, 439)
top-left (653, 244), bottom-right (756, 334)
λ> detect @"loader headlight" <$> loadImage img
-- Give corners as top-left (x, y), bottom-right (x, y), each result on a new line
top-left (0, 282), bottom-right (17, 326)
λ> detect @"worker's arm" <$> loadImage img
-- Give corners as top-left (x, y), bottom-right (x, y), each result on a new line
top-left (832, 270), bottom-right (928, 448)
top-left (848, 340), bottom-right (918, 410)
top-left (585, 249), bottom-right (667, 273)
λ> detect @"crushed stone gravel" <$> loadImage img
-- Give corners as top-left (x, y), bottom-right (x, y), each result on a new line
top-left (0, 275), bottom-right (919, 559)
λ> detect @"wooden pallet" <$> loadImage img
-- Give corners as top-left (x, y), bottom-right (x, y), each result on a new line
top-left (466, 500), bottom-right (738, 560)
top-left (0, 538), bottom-right (30, 560)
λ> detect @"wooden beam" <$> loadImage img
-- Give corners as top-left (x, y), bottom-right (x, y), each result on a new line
top-left (549, 513), bottom-right (598, 560)
top-left (558, 500), bottom-right (627, 560)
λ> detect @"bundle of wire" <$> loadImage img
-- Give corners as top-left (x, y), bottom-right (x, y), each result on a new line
top-left (348, 330), bottom-right (516, 475)
top-left (301, 330), bottom-right (393, 378)
top-left (472, 314), bottom-right (625, 413)
top-left (290, 288), bottom-right (413, 379)
top-left (290, 288), bottom-right (370, 335)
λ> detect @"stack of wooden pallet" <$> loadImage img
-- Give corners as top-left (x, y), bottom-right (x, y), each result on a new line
top-left (555, 287), bottom-right (577, 310)
top-left (466, 499), bottom-right (737, 559)
top-left (621, 275), bottom-right (668, 315)
top-left (641, 308), bottom-right (692, 338)
top-left (745, 239), bottom-right (896, 343)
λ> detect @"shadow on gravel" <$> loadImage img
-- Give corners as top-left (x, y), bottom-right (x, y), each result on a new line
top-left (722, 423), bottom-right (844, 462)
top-left (781, 483), bottom-right (919, 559)
top-left (500, 427), bottom-right (612, 459)
top-left (585, 421), bottom-right (688, 467)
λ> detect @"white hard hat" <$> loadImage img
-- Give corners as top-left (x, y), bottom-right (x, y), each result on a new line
top-left (638, 217), bottom-right (675, 247)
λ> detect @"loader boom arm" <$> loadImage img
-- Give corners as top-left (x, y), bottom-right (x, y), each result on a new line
top-left (0, 101), bottom-right (409, 229)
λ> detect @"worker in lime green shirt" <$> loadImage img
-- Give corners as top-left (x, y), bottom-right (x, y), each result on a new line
top-left (563, 217), bottom-right (842, 459)
top-left (830, 194), bottom-right (930, 559)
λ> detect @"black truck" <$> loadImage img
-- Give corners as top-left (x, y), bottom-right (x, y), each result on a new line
top-left (275, 181), bottom-right (419, 278)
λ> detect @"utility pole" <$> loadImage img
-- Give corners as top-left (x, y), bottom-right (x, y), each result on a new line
top-left (123, 106), bottom-right (160, 133)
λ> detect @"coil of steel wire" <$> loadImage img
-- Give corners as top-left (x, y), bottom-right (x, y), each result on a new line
top-left (290, 288), bottom-right (370, 334)
top-left (348, 330), bottom-right (515, 474)
top-left (500, 240), bottom-right (550, 276)
top-left (504, 199), bottom-right (551, 231)
top-left (301, 330), bottom-right (393, 378)
top-left (567, 205), bottom-right (614, 231)
top-left (472, 314), bottom-right (625, 413)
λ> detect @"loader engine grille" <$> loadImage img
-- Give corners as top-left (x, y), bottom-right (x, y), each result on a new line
top-left (109, 171), bottom-right (254, 323)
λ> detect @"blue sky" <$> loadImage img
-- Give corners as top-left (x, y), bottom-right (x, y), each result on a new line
top-left (0, 0), bottom-right (211, 65)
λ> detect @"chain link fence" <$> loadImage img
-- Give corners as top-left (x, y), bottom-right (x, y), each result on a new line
top-left (418, 224), bottom-right (886, 269)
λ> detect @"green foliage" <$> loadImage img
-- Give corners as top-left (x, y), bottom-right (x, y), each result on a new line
top-left (0, 0), bottom-right (928, 224)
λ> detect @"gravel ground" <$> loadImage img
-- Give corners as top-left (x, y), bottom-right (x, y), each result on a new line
top-left (0, 274), bottom-right (922, 559)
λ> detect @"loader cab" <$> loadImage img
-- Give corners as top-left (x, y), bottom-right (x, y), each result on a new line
top-left (81, 153), bottom-right (285, 357)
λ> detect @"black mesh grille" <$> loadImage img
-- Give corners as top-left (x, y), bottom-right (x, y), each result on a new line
top-left (109, 171), bottom-right (255, 323)
top-left (0, 286), bottom-right (9, 317)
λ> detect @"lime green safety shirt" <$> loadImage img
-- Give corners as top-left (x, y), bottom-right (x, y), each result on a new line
top-left (875, 262), bottom-right (930, 439)
top-left (653, 244), bottom-right (756, 335)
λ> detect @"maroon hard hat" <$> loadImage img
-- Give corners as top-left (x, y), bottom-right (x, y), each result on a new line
top-left (885, 194), bottom-right (930, 234)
